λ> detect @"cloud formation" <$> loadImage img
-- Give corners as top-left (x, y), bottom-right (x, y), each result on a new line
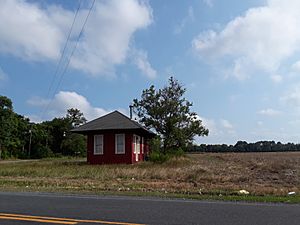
top-left (220, 119), bottom-right (234, 130)
top-left (270, 74), bottom-right (283, 83)
top-left (196, 116), bottom-right (236, 144)
top-left (258, 108), bottom-right (282, 116)
top-left (281, 85), bottom-right (300, 107)
top-left (71, 0), bottom-right (153, 75)
top-left (193, 0), bottom-right (300, 80)
top-left (0, 0), bottom-right (154, 77)
top-left (27, 91), bottom-right (112, 121)
top-left (173, 6), bottom-right (194, 34)
top-left (0, 0), bottom-right (72, 61)
top-left (131, 49), bottom-right (157, 79)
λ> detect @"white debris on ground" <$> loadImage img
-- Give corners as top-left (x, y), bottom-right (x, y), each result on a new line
top-left (288, 191), bottom-right (296, 196)
top-left (238, 190), bottom-right (250, 195)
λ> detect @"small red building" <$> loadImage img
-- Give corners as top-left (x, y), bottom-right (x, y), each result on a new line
top-left (72, 110), bottom-right (155, 164)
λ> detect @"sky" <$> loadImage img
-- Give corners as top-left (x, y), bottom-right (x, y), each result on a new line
top-left (1, 0), bottom-right (300, 145)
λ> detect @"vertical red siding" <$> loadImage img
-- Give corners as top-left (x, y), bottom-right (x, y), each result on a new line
top-left (87, 132), bottom-right (134, 164)
top-left (86, 130), bottom-right (151, 165)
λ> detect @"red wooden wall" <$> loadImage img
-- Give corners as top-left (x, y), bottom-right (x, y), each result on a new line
top-left (86, 130), bottom-right (149, 165)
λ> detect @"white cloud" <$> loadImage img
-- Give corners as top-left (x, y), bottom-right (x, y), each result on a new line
top-left (0, 0), bottom-right (154, 77)
top-left (195, 116), bottom-right (237, 144)
top-left (220, 119), bottom-right (234, 129)
top-left (291, 60), bottom-right (300, 73)
top-left (27, 91), bottom-right (111, 121)
top-left (131, 49), bottom-right (157, 79)
top-left (257, 121), bottom-right (263, 126)
top-left (197, 115), bottom-right (216, 135)
top-left (174, 6), bottom-right (194, 34)
top-left (203, 0), bottom-right (213, 8)
top-left (0, 0), bottom-right (72, 61)
top-left (281, 85), bottom-right (300, 107)
top-left (193, 0), bottom-right (300, 79)
top-left (270, 74), bottom-right (283, 83)
top-left (258, 108), bottom-right (282, 116)
top-left (70, 0), bottom-right (153, 76)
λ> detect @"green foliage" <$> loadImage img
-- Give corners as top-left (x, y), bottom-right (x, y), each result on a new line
top-left (31, 144), bottom-right (53, 159)
top-left (148, 137), bottom-right (185, 163)
top-left (133, 77), bottom-right (209, 153)
top-left (149, 137), bottom-right (162, 152)
top-left (43, 117), bottom-right (72, 154)
top-left (66, 108), bottom-right (87, 128)
top-left (149, 150), bottom-right (170, 163)
top-left (61, 133), bottom-right (86, 156)
top-left (190, 141), bottom-right (300, 153)
top-left (0, 96), bottom-right (31, 159)
top-left (149, 148), bottom-right (185, 163)
top-left (0, 95), bottom-right (87, 159)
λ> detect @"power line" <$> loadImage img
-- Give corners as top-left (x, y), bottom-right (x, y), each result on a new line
top-left (51, 0), bottom-right (96, 98)
top-left (41, 0), bottom-right (95, 121)
top-left (40, 0), bottom-right (82, 120)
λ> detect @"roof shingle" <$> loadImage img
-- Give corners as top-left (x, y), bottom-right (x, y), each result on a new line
top-left (71, 110), bottom-right (155, 136)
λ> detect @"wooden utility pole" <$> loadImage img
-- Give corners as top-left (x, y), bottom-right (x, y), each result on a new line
top-left (28, 129), bottom-right (32, 158)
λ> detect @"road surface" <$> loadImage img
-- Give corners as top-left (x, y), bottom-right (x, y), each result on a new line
top-left (0, 192), bottom-right (299, 225)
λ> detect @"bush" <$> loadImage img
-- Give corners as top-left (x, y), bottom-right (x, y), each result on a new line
top-left (0, 149), bottom-right (10, 159)
top-left (148, 137), bottom-right (186, 163)
top-left (167, 148), bottom-right (185, 157)
top-left (61, 134), bottom-right (86, 157)
top-left (149, 148), bottom-right (185, 163)
top-left (31, 144), bottom-right (53, 159)
top-left (149, 150), bottom-right (170, 163)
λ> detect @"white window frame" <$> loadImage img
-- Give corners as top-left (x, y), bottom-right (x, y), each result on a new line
top-left (115, 134), bottom-right (125, 154)
top-left (136, 136), bottom-right (140, 154)
top-left (141, 137), bottom-right (144, 154)
top-left (133, 135), bottom-right (141, 154)
top-left (94, 135), bottom-right (103, 155)
top-left (133, 135), bottom-right (136, 154)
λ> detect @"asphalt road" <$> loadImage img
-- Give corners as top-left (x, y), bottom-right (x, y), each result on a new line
top-left (0, 192), bottom-right (299, 225)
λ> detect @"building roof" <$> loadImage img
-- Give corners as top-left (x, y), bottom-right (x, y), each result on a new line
top-left (71, 110), bottom-right (155, 136)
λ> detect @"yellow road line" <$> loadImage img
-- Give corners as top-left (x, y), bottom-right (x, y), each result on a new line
top-left (0, 213), bottom-right (145, 225)
top-left (0, 215), bottom-right (77, 224)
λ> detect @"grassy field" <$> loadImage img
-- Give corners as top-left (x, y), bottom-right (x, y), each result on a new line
top-left (0, 152), bottom-right (299, 203)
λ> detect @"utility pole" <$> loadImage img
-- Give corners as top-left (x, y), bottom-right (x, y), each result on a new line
top-left (28, 129), bottom-right (32, 158)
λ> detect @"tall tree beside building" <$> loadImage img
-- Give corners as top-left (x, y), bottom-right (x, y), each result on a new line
top-left (133, 77), bottom-right (208, 152)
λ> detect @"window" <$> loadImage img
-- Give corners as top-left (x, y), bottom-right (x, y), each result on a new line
top-left (136, 136), bottom-right (140, 154)
top-left (115, 134), bottom-right (125, 154)
top-left (133, 135), bottom-right (141, 154)
top-left (94, 135), bottom-right (103, 155)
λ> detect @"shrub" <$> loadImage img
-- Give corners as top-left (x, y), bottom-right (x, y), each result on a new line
top-left (31, 144), bottom-right (53, 159)
top-left (149, 150), bottom-right (170, 163)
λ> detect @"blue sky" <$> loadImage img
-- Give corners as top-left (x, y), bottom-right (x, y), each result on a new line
top-left (1, 0), bottom-right (300, 144)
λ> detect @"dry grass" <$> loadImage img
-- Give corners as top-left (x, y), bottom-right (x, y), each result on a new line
top-left (0, 152), bottom-right (299, 197)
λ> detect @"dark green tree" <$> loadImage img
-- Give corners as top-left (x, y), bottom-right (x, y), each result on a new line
top-left (43, 117), bottom-right (71, 155)
top-left (61, 133), bottom-right (86, 156)
top-left (61, 108), bottom-right (87, 156)
top-left (133, 77), bottom-right (208, 152)
top-left (29, 123), bottom-right (53, 159)
top-left (66, 108), bottom-right (87, 128)
top-left (0, 96), bottom-right (16, 158)
top-left (0, 96), bottom-right (32, 159)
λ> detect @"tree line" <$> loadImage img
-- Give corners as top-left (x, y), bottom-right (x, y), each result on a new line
top-left (2, 77), bottom-right (298, 160)
top-left (0, 95), bottom-right (86, 159)
top-left (188, 141), bottom-right (300, 153)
